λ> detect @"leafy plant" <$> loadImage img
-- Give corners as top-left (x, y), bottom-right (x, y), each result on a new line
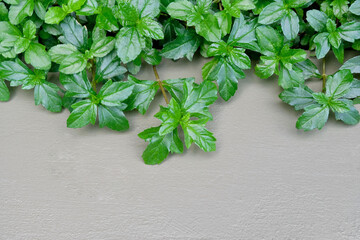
top-left (0, 0), bottom-right (360, 164)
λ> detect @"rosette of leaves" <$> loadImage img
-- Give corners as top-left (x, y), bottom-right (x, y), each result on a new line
top-left (139, 78), bottom-right (217, 164)
top-left (307, 9), bottom-right (360, 63)
top-left (280, 69), bottom-right (360, 130)
top-left (1, 0), bottom-right (360, 164)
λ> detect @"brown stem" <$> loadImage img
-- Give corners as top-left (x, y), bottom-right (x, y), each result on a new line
top-left (219, 1), bottom-right (223, 11)
top-left (91, 59), bottom-right (96, 92)
top-left (322, 57), bottom-right (326, 93)
top-left (153, 65), bottom-right (169, 104)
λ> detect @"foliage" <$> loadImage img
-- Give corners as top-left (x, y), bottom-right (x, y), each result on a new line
top-left (0, 0), bottom-right (360, 164)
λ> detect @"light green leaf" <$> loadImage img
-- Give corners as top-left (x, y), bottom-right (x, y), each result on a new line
top-left (331, 0), bottom-right (349, 19)
top-left (34, 81), bottom-right (62, 112)
top-left (45, 7), bottom-right (67, 24)
top-left (306, 9), bottom-right (328, 32)
top-left (279, 86), bottom-right (316, 110)
top-left (313, 32), bottom-right (330, 59)
top-left (95, 50), bottom-right (127, 82)
top-left (96, 7), bottom-right (119, 31)
top-left (256, 26), bottom-right (283, 56)
top-left (137, 17), bottom-right (164, 40)
top-left (8, 0), bottom-right (34, 25)
top-left (58, 52), bottom-right (87, 75)
top-left (349, 0), bottom-right (360, 15)
top-left (116, 27), bottom-right (145, 64)
top-left (24, 42), bottom-right (51, 70)
top-left (335, 106), bottom-right (360, 125)
top-left (67, 99), bottom-right (97, 128)
top-left (296, 104), bottom-right (329, 131)
top-left (127, 75), bottom-right (159, 114)
top-left (23, 20), bottom-right (36, 39)
top-left (98, 105), bottom-right (129, 131)
top-left (166, 0), bottom-right (194, 21)
top-left (182, 120), bottom-right (216, 152)
top-left (59, 16), bottom-right (88, 51)
top-left (98, 80), bottom-right (134, 106)
top-left (340, 55), bottom-right (360, 73)
top-left (325, 69), bottom-right (353, 99)
top-left (338, 22), bottom-right (360, 43)
top-left (281, 10), bottom-right (299, 40)
top-left (0, 79), bottom-right (10, 101)
top-left (90, 37), bottom-right (115, 58)
top-left (160, 29), bottom-right (201, 61)
top-left (59, 70), bottom-right (92, 98)
top-left (255, 55), bottom-right (278, 79)
top-left (49, 44), bottom-right (79, 64)
top-left (258, 2), bottom-right (286, 25)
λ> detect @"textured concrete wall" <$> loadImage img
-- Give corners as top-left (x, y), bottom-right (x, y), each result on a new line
top-left (0, 53), bottom-right (359, 239)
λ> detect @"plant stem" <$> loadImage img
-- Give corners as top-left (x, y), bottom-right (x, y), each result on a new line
top-left (219, 1), bottom-right (223, 11)
top-left (91, 59), bottom-right (96, 92)
top-left (322, 57), bottom-right (326, 93)
top-left (153, 65), bottom-right (169, 104)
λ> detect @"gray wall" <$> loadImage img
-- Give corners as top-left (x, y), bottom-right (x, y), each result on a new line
top-left (1, 53), bottom-right (359, 239)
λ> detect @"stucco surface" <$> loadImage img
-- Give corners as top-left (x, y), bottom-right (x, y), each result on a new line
top-left (0, 53), bottom-right (360, 239)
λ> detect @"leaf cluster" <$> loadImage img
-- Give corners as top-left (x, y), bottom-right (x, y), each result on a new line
top-left (0, 0), bottom-right (360, 164)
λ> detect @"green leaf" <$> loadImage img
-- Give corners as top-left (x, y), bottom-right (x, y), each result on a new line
top-left (0, 79), bottom-right (10, 101)
top-left (166, 0), bottom-right (194, 21)
top-left (280, 45), bottom-right (307, 65)
top-left (116, 27), bottom-right (145, 64)
top-left (163, 77), bottom-right (195, 103)
top-left (281, 10), bottom-right (299, 40)
top-left (349, 0), bottom-right (360, 15)
top-left (140, 128), bottom-right (183, 165)
top-left (340, 55), bottom-right (360, 73)
top-left (328, 32), bottom-right (342, 48)
top-left (182, 80), bottom-right (218, 119)
top-left (155, 98), bottom-right (182, 135)
top-left (98, 80), bottom-right (134, 106)
top-left (34, 81), bottom-right (62, 112)
top-left (160, 29), bottom-right (201, 61)
top-left (8, 0), bottom-right (34, 25)
top-left (325, 69), bottom-right (353, 99)
top-left (256, 26), bottom-right (283, 56)
top-left (278, 64), bottom-right (304, 89)
top-left (258, 2), bottom-right (286, 25)
top-left (306, 9), bottom-right (328, 32)
top-left (90, 37), bottom-right (115, 58)
top-left (228, 15), bottom-right (257, 47)
top-left (24, 42), bottom-right (51, 70)
top-left (293, 59), bottom-right (321, 80)
top-left (59, 16), bottom-right (88, 51)
top-left (96, 7), bottom-right (119, 31)
top-left (331, 0), bottom-right (349, 19)
top-left (58, 52), bottom-right (87, 75)
top-left (68, 0), bottom-right (86, 11)
top-left (14, 37), bottom-right (31, 54)
top-left (23, 20), bottom-right (36, 39)
top-left (49, 44), bottom-right (79, 63)
top-left (338, 22), bottom-right (360, 43)
top-left (279, 86), bottom-right (316, 110)
top-left (77, 0), bottom-right (99, 15)
top-left (44, 7), bottom-right (67, 24)
top-left (127, 75), bottom-right (159, 114)
top-left (344, 79), bottom-right (360, 98)
top-left (207, 58), bottom-right (244, 101)
top-left (313, 32), bottom-right (330, 59)
top-left (132, 0), bottom-right (160, 18)
top-left (0, 59), bottom-right (33, 85)
top-left (181, 120), bottom-right (216, 152)
top-left (116, 1), bottom-right (139, 25)
top-left (59, 70), bottom-right (92, 98)
top-left (98, 105), bottom-right (129, 131)
top-left (67, 99), bottom-right (97, 128)
top-left (328, 99), bottom-right (351, 113)
top-left (332, 43), bottom-right (344, 64)
top-left (95, 50), bottom-right (127, 82)
top-left (137, 17), bottom-right (164, 40)
top-left (195, 14), bottom-right (222, 42)
top-left (335, 106), bottom-right (360, 125)
top-left (296, 104), bottom-right (330, 131)
top-left (0, 21), bottom-right (22, 49)
top-left (255, 56), bottom-right (278, 79)
top-left (287, 0), bottom-right (312, 8)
